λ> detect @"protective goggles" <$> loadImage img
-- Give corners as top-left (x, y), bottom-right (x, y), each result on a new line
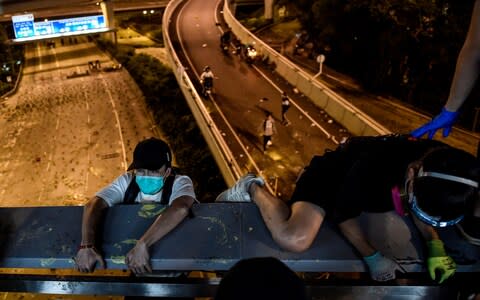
top-left (408, 168), bottom-right (478, 228)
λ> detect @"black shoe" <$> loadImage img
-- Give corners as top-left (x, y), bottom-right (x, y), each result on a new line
top-left (456, 216), bottom-right (480, 246)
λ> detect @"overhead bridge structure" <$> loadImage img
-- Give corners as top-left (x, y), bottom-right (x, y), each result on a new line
top-left (0, 204), bottom-right (478, 298)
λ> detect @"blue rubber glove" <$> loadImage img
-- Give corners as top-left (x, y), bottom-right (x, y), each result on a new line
top-left (363, 251), bottom-right (405, 281)
top-left (427, 240), bottom-right (456, 284)
top-left (411, 107), bottom-right (459, 139)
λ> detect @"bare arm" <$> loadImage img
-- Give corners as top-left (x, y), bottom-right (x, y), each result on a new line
top-left (75, 196), bottom-right (108, 272)
top-left (411, 214), bottom-right (456, 283)
top-left (338, 218), bottom-right (376, 257)
top-left (339, 217), bottom-right (405, 281)
top-left (125, 195), bottom-right (195, 274)
top-left (139, 195), bottom-right (195, 247)
top-left (411, 213), bottom-right (439, 242)
top-left (81, 196), bottom-right (109, 245)
top-left (445, 0), bottom-right (480, 112)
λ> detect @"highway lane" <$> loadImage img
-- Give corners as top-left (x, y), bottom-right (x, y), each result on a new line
top-left (174, 0), bottom-right (349, 199)
top-left (0, 37), bottom-right (157, 206)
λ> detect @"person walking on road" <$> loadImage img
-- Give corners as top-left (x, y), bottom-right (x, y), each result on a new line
top-left (259, 112), bottom-right (277, 153)
top-left (200, 66), bottom-right (215, 97)
top-left (281, 91), bottom-right (291, 126)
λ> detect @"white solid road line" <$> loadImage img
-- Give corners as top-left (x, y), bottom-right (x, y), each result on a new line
top-left (101, 75), bottom-right (128, 171)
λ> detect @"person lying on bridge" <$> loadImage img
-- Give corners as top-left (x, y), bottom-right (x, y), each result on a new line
top-left (217, 134), bottom-right (479, 283)
top-left (74, 137), bottom-right (197, 274)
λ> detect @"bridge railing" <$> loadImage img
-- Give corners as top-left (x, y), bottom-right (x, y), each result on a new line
top-left (222, 1), bottom-right (390, 137)
top-left (162, 0), bottom-right (241, 186)
top-left (0, 204), bottom-right (478, 297)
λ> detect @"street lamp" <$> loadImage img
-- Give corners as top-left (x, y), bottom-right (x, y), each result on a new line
top-left (312, 54), bottom-right (325, 79)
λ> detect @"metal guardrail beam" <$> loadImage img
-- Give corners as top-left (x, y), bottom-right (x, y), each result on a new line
top-left (0, 204), bottom-right (478, 297)
top-left (0, 274), bottom-right (464, 299)
top-left (0, 204), bottom-right (478, 272)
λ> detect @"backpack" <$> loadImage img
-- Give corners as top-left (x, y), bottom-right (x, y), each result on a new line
top-left (123, 168), bottom-right (177, 205)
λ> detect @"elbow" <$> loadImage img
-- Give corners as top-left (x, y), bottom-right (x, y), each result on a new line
top-left (170, 197), bottom-right (194, 218)
top-left (85, 196), bottom-right (107, 213)
top-left (280, 237), bottom-right (312, 253)
top-left (272, 230), bottom-right (313, 253)
top-left (175, 203), bottom-right (191, 218)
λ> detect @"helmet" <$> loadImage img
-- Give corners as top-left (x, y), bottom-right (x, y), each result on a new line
top-left (409, 147), bottom-right (479, 227)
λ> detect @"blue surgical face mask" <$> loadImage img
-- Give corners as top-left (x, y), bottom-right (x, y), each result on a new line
top-left (136, 175), bottom-right (164, 195)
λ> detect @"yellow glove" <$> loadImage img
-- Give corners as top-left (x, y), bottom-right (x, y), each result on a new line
top-left (427, 240), bottom-right (456, 283)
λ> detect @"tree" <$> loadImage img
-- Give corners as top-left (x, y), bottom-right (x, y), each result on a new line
top-left (286, 0), bottom-right (477, 126)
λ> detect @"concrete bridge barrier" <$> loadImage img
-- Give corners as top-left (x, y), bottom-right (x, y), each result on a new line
top-left (163, 0), bottom-right (241, 186)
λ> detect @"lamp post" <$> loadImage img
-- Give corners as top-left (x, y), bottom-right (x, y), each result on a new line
top-left (312, 54), bottom-right (325, 80)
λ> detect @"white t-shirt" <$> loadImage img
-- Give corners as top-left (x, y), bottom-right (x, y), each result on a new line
top-left (264, 119), bottom-right (274, 136)
top-left (200, 71), bottom-right (214, 80)
top-left (96, 172), bottom-right (197, 207)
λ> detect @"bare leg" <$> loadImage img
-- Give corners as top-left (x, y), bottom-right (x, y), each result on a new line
top-left (250, 183), bottom-right (325, 252)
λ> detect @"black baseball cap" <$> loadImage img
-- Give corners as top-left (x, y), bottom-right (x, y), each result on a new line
top-left (127, 137), bottom-right (172, 171)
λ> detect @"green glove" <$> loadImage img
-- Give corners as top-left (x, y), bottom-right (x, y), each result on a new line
top-left (427, 239), bottom-right (456, 283)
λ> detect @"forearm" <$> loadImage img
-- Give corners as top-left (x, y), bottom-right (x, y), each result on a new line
top-left (139, 197), bottom-right (193, 247)
top-left (446, 47), bottom-right (480, 111)
top-left (413, 214), bottom-right (457, 283)
top-left (338, 218), bottom-right (376, 257)
top-left (445, 0), bottom-right (480, 111)
top-left (411, 214), bottom-right (439, 242)
top-left (81, 196), bottom-right (108, 245)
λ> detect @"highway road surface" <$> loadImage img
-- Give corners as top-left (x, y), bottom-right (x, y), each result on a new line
top-left (173, 0), bottom-right (350, 199)
top-left (0, 37), bottom-right (157, 206)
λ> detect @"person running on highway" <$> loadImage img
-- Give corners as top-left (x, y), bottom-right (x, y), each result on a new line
top-left (217, 134), bottom-right (479, 283)
top-left (412, 0), bottom-right (480, 139)
top-left (259, 112), bottom-right (277, 153)
top-left (280, 91), bottom-right (291, 125)
top-left (74, 137), bottom-right (197, 275)
top-left (200, 66), bottom-right (214, 97)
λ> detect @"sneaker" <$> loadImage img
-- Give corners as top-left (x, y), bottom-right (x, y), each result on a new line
top-left (456, 216), bottom-right (480, 246)
top-left (215, 173), bottom-right (264, 202)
